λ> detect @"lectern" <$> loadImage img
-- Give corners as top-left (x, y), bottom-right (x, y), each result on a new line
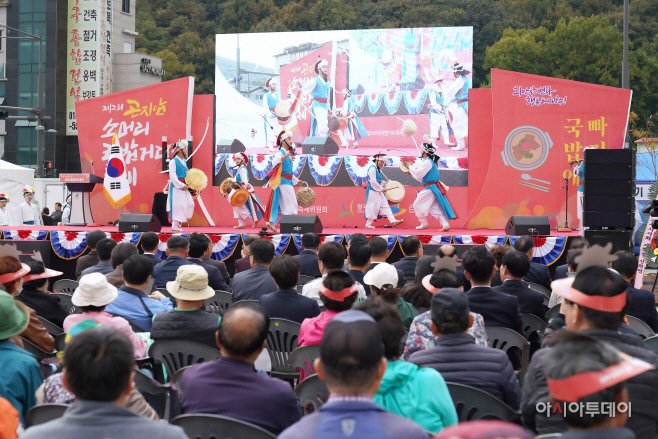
top-left (60, 174), bottom-right (104, 226)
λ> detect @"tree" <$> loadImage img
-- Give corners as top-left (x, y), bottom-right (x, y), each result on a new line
top-left (311, 0), bottom-right (358, 30)
top-left (154, 49), bottom-right (196, 82)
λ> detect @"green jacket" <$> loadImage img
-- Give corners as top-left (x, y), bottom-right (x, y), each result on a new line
top-left (374, 360), bottom-right (458, 434)
top-left (395, 297), bottom-right (419, 331)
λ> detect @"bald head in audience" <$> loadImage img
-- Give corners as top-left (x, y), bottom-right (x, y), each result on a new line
top-left (215, 306), bottom-right (270, 363)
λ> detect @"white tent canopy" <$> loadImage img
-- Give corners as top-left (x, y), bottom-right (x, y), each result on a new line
top-left (0, 160), bottom-right (35, 224)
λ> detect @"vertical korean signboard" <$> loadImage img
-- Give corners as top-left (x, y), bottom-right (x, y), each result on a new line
top-left (67, 0), bottom-right (112, 135)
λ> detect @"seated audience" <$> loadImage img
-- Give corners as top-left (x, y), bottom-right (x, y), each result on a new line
top-left (258, 255), bottom-right (321, 323)
top-left (234, 234), bottom-right (260, 274)
top-left (66, 273), bottom-right (146, 357)
top-left (363, 263), bottom-right (418, 330)
top-left (489, 244), bottom-right (512, 287)
top-left (513, 236), bottom-right (552, 290)
top-left (342, 233), bottom-right (368, 270)
top-left (16, 260), bottom-right (67, 327)
top-left (76, 230), bottom-right (108, 279)
top-left (403, 269), bottom-right (488, 360)
top-left (180, 306), bottom-right (301, 435)
top-left (347, 242), bottom-right (371, 293)
top-left (493, 250), bottom-right (546, 318)
top-left (279, 310), bottom-right (429, 439)
top-left (299, 270), bottom-right (359, 346)
top-left (151, 265), bottom-right (220, 348)
top-left (105, 255), bottom-right (173, 331)
top-left (366, 237), bottom-right (406, 284)
top-left (435, 420), bottom-right (534, 439)
top-left (0, 292), bottom-right (43, 424)
top-left (80, 238), bottom-right (116, 278)
top-left (394, 236), bottom-right (423, 281)
top-left (21, 327), bottom-right (188, 439)
top-left (463, 246), bottom-right (524, 335)
top-left (200, 239), bottom-right (231, 286)
top-left (522, 266), bottom-right (658, 438)
top-left (294, 232), bottom-right (322, 278)
top-left (437, 245), bottom-right (471, 291)
top-left (401, 255), bottom-right (436, 310)
top-left (554, 238), bottom-right (589, 280)
top-left (409, 288), bottom-right (522, 409)
top-left (356, 299), bottom-right (458, 434)
top-left (105, 242), bottom-right (139, 289)
top-left (611, 250), bottom-right (658, 332)
top-left (0, 397), bottom-right (21, 439)
top-left (232, 238), bottom-right (276, 302)
top-left (140, 232), bottom-right (163, 267)
top-left (303, 241), bottom-right (366, 305)
top-left (152, 235), bottom-right (192, 289)
top-left (548, 248), bottom-right (582, 308)
top-left (187, 233), bottom-right (232, 292)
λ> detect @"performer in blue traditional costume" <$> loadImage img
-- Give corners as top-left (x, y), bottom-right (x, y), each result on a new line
top-left (166, 140), bottom-right (194, 231)
top-left (232, 152), bottom-right (264, 229)
top-left (365, 151), bottom-right (403, 229)
top-left (340, 88), bottom-right (368, 149)
top-left (429, 77), bottom-right (452, 147)
top-left (403, 142), bottom-right (457, 231)
top-left (442, 62), bottom-right (471, 151)
top-left (301, 59), bottom-right (331, 137)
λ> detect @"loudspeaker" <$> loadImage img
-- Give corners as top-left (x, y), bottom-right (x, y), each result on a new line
top-left (504, 216), bottom-right (551, 236)
top-left (118, 214), bottom-right (162, 232)
top-left (583, 210), bottom-right (634, 229)
top-left (583, 196), bottom-right (635, 212)
top-left (583, 179), bottom-right (635, 196)
top-left (279, 215), bottom-right (323, 234)
top-left (584, 149), bottom-right (636, 180)
top-left (584, 230), bottom-right (632, 253)
top-left (216, 139), bottom-right (246, 154)
top-left (301, 136), bottom-right (339, 155)
top-left (584, 148), bottom-right (636, 164)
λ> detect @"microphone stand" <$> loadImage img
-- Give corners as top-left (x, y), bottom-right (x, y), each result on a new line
top-left (557, 173), bottom-right (571, 232)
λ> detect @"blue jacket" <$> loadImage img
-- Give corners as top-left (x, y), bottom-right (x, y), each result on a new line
top-left (294, 250), bottom-right (322, 278)
top-left (524, 262), bottom-right (552, 291)
top-left (258, 288), bottom-right (321, 324)
top-left (187, 258), bottom-right (232, 293)
top-left (0, 341), bottom-right (43, 424)
top-left (409, 332), bottom-right (522, 410)
top-left (393, 256), bottom-right (419, 282)
top-left (105, 286), bottom-right (173, 331)
top-left (153, 256), bottom-right (192, 289)
top-left (80, 260), bottom-right (113, 278)
top-left (466, 286), bottom-right (524, 335)
top-left (626, 282), bottom-right (658, 332)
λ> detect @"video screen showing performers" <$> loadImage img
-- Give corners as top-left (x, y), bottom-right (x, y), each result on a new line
top-left (214, 26), bottom-right (472, 163)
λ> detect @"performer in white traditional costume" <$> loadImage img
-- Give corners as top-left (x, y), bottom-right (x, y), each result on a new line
top-left (233, 152), bottom-right (264, 229)
top-left (0, 194), bottom-right (12, 226)
top-left (340, 89), bottom-right (368, 149)
top-left (263, 78), bottom-right (282, 150)
top-left (264, 131), bottom-right (306, 233)
top-left (17, 186), bottom-right (42, 226)
top-left (167, 140), bottom-right (195, 231)
top-left (365, 151), bottom-right (403, 229)
top-left (301, 59), bottom-right (331, 137)
top-left (429, 78), bottom-right (452, 146)
top-left (441, 62), bottom-right (470, 151)
top-left (403, 142), bottom-right (457, 231)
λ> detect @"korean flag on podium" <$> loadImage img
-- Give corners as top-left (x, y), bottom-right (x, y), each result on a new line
top-left (103, 133), bottom-right (131, 208)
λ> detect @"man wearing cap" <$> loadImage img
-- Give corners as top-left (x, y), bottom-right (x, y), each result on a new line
top-left (167, 140), bottom-right (194, 231)
top-left (0, 194), bottom-right (12, 226)
top-left (151, 265), bottom-right (220, 348)
top-left (17, 186), bottom-right (42, 226)
top-left (409, 288), bottom-right (522, 409)
top-left (279, 310), bottom-right (429, 439)
top-left (365, 152), bottom-right (403, 229)
top-left (301, 59), bottom-right (331, 137)
top-left (16, 260), bottom-right (67, 327)
top-left (0, 291), bottom-right (43, 424)
top-left (363, 262), bottom-right (418, 330)
top-left (232, 152), bottom-right (263, 229)
top-left (294, 232), bottom-right (322, 278)
top-left (521, 265), bottom-right (658, 438)
top-left (402, 143), bottom-right (457, 231)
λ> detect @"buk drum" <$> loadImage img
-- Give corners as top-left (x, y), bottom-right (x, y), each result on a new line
top-left (220, 178), bottom-right (249, 207)
top-left (185, 168), bottom-right (208, 197)
top-left (383, 181), bottom-right (405, 206)
top-left (296, 182), bottom-right (316, 208)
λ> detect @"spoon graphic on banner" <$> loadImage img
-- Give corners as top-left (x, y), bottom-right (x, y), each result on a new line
top-left (521, 173), bottom-right (551, 185)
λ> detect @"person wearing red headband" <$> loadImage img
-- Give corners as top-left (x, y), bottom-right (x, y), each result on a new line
top-left (231, 152), bottom-right (263, 229)
top-left (522, 265), bottom-right (658, 438)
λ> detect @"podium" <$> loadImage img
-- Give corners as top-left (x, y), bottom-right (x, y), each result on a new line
top-left (60, 174), bottom-right (104, 226)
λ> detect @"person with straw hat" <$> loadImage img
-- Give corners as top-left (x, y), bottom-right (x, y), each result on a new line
top-left (166, 140), bottom-right (194, 231)
top-left (364, 151), bottom-right (403, 229)
top-left (17, 185), bottom-right (42, 226)
top-left (232, 152), bottom-right (264, 229)
top-left (0, 291), bottom-right (44, 424)
top-left (301, 58), bottom-right (331, 137)
top-left (0, 193), bottom-right (12, 226)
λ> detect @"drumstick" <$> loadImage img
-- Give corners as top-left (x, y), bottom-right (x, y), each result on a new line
top-left (411, 135), bottom-right (421, 155)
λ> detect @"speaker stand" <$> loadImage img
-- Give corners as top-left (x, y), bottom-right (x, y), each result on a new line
top-left (557, 176), bottom-right (572, 232)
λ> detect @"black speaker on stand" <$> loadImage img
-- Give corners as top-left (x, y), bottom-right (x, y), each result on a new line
top-left (301, 136), bottom-right (339, 155)
top-left (279, 215), bottom-right (323, 234)
top-left (216, 139), bottom-right (246, 154)
top-left (504, 216), bottom-right (551, 236)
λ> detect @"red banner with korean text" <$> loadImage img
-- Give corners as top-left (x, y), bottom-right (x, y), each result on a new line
top-left (465, 69), bottom-right (632, 230)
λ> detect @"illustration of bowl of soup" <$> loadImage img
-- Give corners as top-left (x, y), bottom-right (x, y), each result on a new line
top-left (501, 126), bottom-right (554, 171)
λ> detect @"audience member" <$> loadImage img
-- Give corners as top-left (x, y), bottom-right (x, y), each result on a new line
top-left (489, 244), bottom-right (512, 287)
top-left (363, 263), bottom-right (418, 330)
top-left (342, 233), bottom-right (368, 270)
top-left (611, 250), bottom-right (658, 331)
top-left (366, 236), bottom-right (406, 287)
top-left (279, 310), bottom-right (429, 439)
top-left (187, 233), bottom-right (232, 292)
top-left (105, 255), bottom-right (173, 331)
top-left (152, 235), bottom-right (192, 288)
top-left (522, 266), bottom-right (658, 438)
top-left (493, 250), bottom-right (546, 318)
top-left (0, 292), bottom-right (43, 424)
top-left (200, 239), bottom-right (231, 286)
top-left (548, 248), bottom-right (582, 308)
top-left (437, 244), bottom-right (471, 291)
top-left (151, 265), bottom-right (219, 348)
top-left (410, 288), bottom-right (522, 409)
top-left (302, 241), bottom-right (366, 305)
top-left (21, 327), bottom-right (188, 439)
top-left (554, 238), bottom-right (589, 280)
top-left (299, 270), bottom-right (359, 346)
top-left (394, 236), bottom-right (423, 281)
top-left (51, 202), bottom-right (63, 224)
top-left (294, 232), bottom-right (322, 278)
top-left (463, 246), bottom-right (524, 334)
top-left (356, 299), bottom-right (458, 434)
top-left (401, 255), bottom-right (436, 309)
top-left (347, 242), bottom-right (371, 294)
top-left (139, 232), bottom-right (163, 268)
top-left (258, 255), bottom-right (321, 323)
top-left (66, 273), bottom-right (146, 357)
top-left (0, 397), bottom-right (21, 439)
top-left (232, 238), bottom-right (276, 302)
top-left (75, 230), bottom-right (107, 278)
top-left (41, 207), bottom-right (53, 226)
top-left (105, 242), bottom-right (139, 289)
top-left (513, 236), bottom-right (552, 290)
top-left (16, 260), bottom-right (67, 327)
top-left (234, 234), bottom-right (259, 274)
top-left (79, 238), bottom-right (116, 278)
top-left (180, 306), bottom-right (301, 435)
top-left (434, 420), bottom-right (534, 439)
top-left (403, 269), bottom-right (489, 360)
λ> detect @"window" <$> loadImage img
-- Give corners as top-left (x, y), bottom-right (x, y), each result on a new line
top-left (124, 41), bottom-right (132, 53)
top-left (122, 0), bottom-right (130, 13)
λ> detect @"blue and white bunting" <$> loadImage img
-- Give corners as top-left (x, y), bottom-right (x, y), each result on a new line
top-left (51, 231), bottom-right (88, 260)
top-left (249, 154), bottom-right (274, 180)
top-left (210, 234), bottom-right (241, 261)
top-left (308, 155), bottom-right (344, 186)
top-left (215, 154), bottom-right (227, 175)
top-left (453, 235), bottom-right (508, 250)
top-left (509, 236), bottom-right (567, 266)
top-left (3, 230), bottom-right (49, 241)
